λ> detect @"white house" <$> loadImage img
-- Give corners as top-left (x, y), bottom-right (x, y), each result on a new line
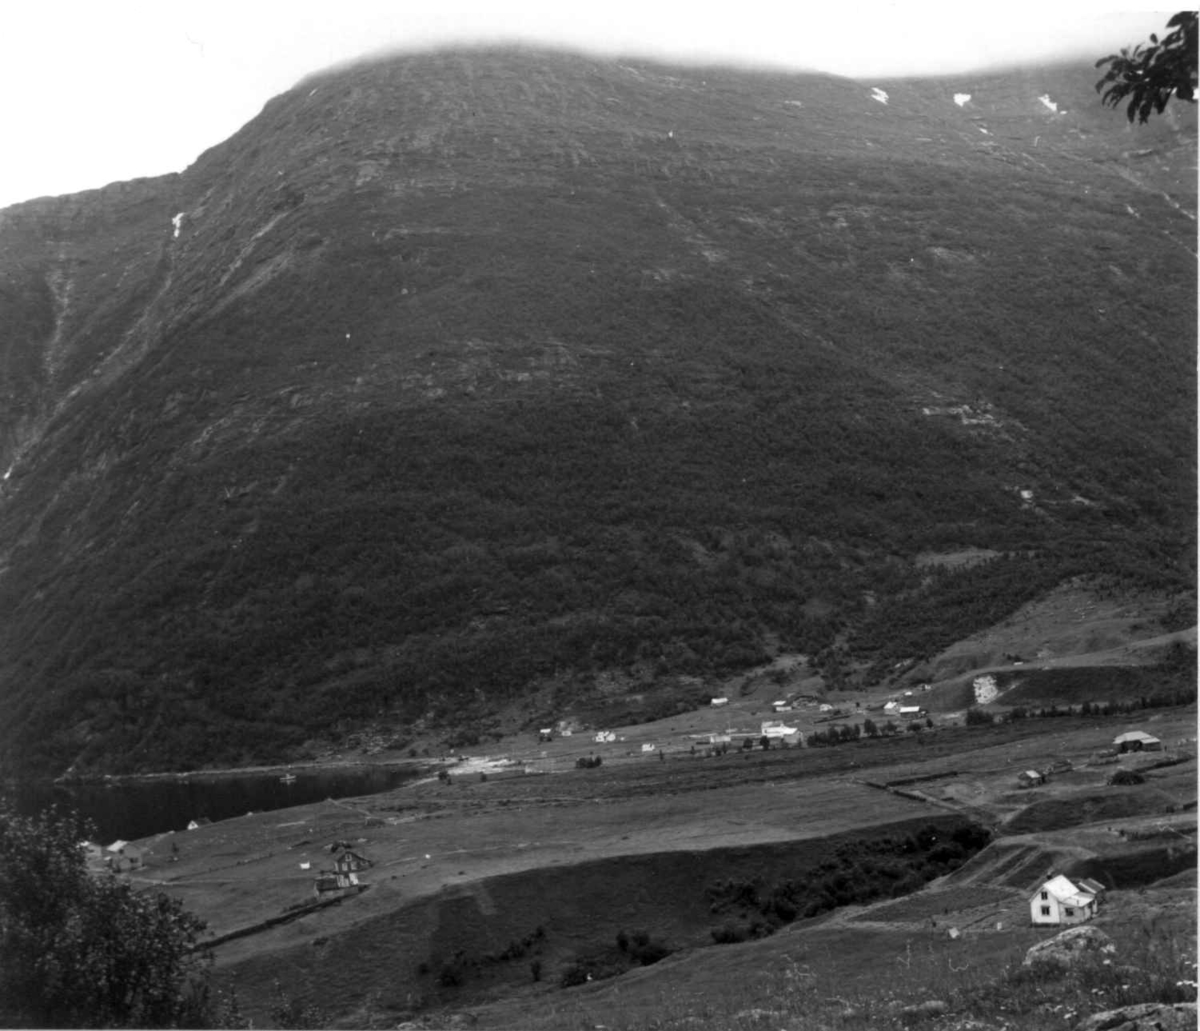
top-left (710, 697), bottom-right (729, 707)
top-left (898, 705), bottom-right (922, 718)
top-left (1030, 875), bottom-right (1099, 926)
top-left (761, 722), bottom-right (802, 745)
top-left (883, 700), bottom-right (899, 713)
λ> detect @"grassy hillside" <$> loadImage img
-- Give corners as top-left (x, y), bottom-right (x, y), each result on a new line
top-left (0, 48), bottom-right (1194, 776)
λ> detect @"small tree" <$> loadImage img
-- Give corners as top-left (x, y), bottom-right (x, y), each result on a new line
top-left (965, 706), bottom-right (994, 726)
top-left (1096, 12), bottom-right (1198, 123)
top-left (0, 800), bottom-right (230, 1028)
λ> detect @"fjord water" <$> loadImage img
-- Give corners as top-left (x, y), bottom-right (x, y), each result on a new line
top-left (10, 765), bottom-right (423, 842)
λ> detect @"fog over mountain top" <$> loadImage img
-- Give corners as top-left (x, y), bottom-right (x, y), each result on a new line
top-left (0, 3), bottom-right (1172, 207)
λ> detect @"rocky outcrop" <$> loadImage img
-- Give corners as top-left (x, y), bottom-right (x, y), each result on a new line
top-left (1074, 1001), bottom-right (1197, 1031)
top-left (1024, 926), bottom-right (1116, 968)
top-left (896, 999), bottom-right (950, 1024)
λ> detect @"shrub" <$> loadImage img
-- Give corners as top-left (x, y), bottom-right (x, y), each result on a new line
top-left (559, 963), bottom-right (589, 988)
top-left (710, 922), bottom-right (749, 944)
top-left (1109, 769), bottom-right (1146, 785)
top-left (0, 800), bottom-right (227, 1029)
top-left (437, 962), bottom-right (465, 988)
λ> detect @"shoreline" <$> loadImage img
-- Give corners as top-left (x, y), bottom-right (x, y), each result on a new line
top-left (29, 755), bottom-right (437, 787)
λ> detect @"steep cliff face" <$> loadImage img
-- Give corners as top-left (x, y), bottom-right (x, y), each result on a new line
top-left (0, 176), bottom-right (183, 470)
top-left (0, 49), bottom-right (1193, 776)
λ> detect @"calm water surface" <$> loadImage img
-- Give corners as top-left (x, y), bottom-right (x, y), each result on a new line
top-left (11, 765), bottom-right (424, 843)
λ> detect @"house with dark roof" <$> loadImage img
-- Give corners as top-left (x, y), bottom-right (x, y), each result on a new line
top-left (333, 850), bottom-right (373, 875)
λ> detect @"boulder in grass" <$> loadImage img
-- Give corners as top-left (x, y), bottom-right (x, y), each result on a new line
top-left (897, 999), bottom-right (950, 1024)
top-left (1024, 925), bottom-right (1116, 969)
top-left (1074, 1001), bottom-right (1197, 1031)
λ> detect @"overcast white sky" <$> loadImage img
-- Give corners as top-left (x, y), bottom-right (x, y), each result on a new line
top-left (0, 1), bottom-right (1173, 210)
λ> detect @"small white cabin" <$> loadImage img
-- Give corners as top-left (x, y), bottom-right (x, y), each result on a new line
top-left (1030, 875), bottom-right (1099, 926)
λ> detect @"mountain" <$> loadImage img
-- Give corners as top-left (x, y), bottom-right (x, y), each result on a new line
top-left (0, 48), bottom-right (1194, 777)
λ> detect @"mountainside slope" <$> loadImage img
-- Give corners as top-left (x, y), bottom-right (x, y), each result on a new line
top-left (0, 48), bottom-right (1194, 776)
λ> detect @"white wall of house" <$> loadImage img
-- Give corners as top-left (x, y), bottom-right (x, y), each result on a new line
top-left (1030, 880), bottom-right (1096, 926)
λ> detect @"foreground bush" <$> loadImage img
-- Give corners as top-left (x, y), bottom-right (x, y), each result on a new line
top-left (0, 800), bottom-right (240, 1028)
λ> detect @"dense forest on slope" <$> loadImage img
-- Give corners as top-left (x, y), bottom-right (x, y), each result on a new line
top-left (0, 50), bottom-right (1194, 775)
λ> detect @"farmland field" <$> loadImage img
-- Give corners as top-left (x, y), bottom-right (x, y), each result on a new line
top-left (852, 885), bottom-right (1018, 924)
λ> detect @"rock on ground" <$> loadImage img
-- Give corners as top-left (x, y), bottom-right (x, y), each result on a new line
top-left (1074, 1001), bottom-right (1198, 1031)
top-left (1024, 925), bottom-right (1116, 968)
top-left (897, 999), bottom-right (950, 1024)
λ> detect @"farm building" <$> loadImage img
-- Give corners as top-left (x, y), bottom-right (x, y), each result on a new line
top-left (313, 870), bottom-right (360, 899)
top-left (1030, 875), bottom-right (1099, 926)
top-left (710, 697), bottom-right (729, 707)
top-left (187, 817), bottom-right (212, 830)
top-left (538, 728), bottom-right (553, 742)
top-left (761, 721), bottom-right (802, 745)
top-left (898, 705), bottom-right (922, 718)
top-left (1113, 731), bottom-right (1162, 753)
top-left (1018, 770), bottom-right (1045, 788)
top-left (106, 843), bottom-right (146, 873)
top-left (333, 850), bottom-right (373, 874)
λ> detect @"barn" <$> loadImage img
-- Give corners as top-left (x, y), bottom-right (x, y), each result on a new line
top-left (1113, 731), bottom-right (1162, 753)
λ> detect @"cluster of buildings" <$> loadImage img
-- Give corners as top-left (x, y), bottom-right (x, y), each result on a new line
top-left (80, 839), bottom-right (146, 874)
top-left (1018, 729), bottom-right (1163, 788)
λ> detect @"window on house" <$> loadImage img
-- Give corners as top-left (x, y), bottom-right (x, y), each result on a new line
top-left (1065, 908), bottom-right (1074, 916)
top-left (1040, 891), bottom-right (1048, 900)
top-left (1040, 906), bottom-right (1051, 916)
